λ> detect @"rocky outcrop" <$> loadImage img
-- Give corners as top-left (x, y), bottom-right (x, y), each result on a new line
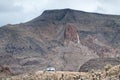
top-left (0, 65), bottom-right (12, 76)
top-left (64, 23), bottom-right (80, 45)
top-left (79, 58), bottom-right (120, 72)
top-left (0, 9), bottom-right (120, 74)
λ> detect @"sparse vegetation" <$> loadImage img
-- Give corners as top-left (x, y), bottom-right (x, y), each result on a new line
top-left (0, 65), bottom-right (119, 80)
top-left (0, 9), bottom-right (120, 80)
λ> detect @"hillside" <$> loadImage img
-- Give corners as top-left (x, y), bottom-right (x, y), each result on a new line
top-left (79, 58), bottom-right (120, 72)
top-left (1, 65), bottom-right (120, 80)
top-left (0, 9), bottom-right (120, 74)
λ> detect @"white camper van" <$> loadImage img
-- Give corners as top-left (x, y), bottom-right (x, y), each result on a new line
top-left (46, 67), bottom-right (55, 71)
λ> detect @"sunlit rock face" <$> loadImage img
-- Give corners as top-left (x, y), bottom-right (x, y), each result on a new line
top-left (64, 23), bottom-right (80, 45)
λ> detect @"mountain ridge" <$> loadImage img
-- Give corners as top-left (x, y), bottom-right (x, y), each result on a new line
top-left (0, 9), bottom-right (120, 74)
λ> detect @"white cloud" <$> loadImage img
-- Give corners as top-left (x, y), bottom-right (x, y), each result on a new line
top-left (0, 0), bottom-right (120, 26)
top-left (95, 0), bottom-right (120, 14)
top-left (0, 0), bottom-right (23, 12)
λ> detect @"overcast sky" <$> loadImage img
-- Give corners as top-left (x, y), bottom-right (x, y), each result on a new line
top-left (0, 0), bottom-right (120, 26)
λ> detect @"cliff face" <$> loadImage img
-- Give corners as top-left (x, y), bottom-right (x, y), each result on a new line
top-left (0, 9), bottom-right (120, 74)
top-left (64, 23), bottom-right (80, 45)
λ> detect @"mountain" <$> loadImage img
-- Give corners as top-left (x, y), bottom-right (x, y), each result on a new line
top-left (0, 9), bottom-right (120, 74)
top-left (79, 58), bottom-right (120, 72)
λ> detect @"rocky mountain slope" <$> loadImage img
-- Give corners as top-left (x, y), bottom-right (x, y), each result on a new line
top-left (79, 58), bottom-right (120, 72)
top-left (0, 9), bottom-right (120, 74)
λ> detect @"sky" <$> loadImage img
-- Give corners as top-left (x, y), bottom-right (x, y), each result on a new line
top-left (0, 0), bottom-right (120, 26)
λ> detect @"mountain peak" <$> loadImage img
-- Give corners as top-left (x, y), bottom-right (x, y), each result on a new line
top-left (43, 8), bottom-right (73, 13)
top-left (30, 9), bottom-right (81, 23)
top-left (0, 8), bottom-right (120, 74)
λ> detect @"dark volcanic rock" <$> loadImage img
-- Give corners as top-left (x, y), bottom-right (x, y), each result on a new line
top-left (79, 58), bottom-right (120, 72)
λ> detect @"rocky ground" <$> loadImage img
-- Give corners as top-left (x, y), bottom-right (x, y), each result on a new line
top-left (0, 65), bottom-right (120, 80)
top-left (0, 9), bottom-right (120, 74)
